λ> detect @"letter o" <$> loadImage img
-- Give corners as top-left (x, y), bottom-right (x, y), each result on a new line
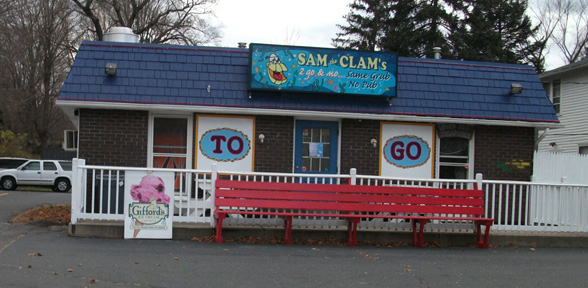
top-left (406, 141), bottom-right (422, 160)
top-left (227, 136), bottom-right (244, 155)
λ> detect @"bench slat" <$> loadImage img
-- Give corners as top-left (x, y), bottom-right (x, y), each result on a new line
top-left (217, 189), bottom-right (485, 207)
top-left (216, 198), bottom-right (485, 216)
top-left (216, 180), bottom-right (482, 198)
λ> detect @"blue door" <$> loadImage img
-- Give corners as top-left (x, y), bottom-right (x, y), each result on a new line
top-left (295, 120), bottom-right (338, 175)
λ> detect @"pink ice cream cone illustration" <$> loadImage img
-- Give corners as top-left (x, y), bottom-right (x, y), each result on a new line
top-left (130, 175), bottom-right (170, 238)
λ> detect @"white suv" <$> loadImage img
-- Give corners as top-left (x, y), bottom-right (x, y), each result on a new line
top-left (0, 160), bottom-right (73, 192)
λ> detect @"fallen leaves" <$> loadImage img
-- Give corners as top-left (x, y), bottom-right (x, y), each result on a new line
top-left (10, 204), bottom-right (71, 225)
top-left (190, 235), bottom-right (427, 248)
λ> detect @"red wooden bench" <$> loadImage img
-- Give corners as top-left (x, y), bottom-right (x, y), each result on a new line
top-left (214, 179), bottom-right (494, 248)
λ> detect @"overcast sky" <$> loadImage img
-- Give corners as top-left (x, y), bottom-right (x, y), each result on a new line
top-left (213, 0), bottom-right (565, 70)
top-left (214, 0), bottom-right (349, 49)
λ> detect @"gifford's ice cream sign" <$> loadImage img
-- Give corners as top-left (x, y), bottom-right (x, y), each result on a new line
top-left (124, 171), bottom-right (174, 239)
top-left (249, 43), bottom-right (398, 97)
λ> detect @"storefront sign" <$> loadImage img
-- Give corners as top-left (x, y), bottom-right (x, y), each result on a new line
top-left (249, 43), bottom-right (397, 97)
top-left (196, 115), bottom-right (255, 172)
top-left (200, 128), bottom-right (251, 162)
top-left (380, 123), bottom-right (435, 178)
top-left (384, 136), bottom-right (431, 168)
top-left (124, 171), bottom-right (174, 239)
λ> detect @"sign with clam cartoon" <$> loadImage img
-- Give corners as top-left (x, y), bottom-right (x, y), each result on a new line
top-left (249, 43), bottom-right (398, 97)
top-left (380, 122), bottom-right (435, 179)
top-left (195, 115), bottom-right (254, 172)
top-left (124, 171), bottom-right (174, 239)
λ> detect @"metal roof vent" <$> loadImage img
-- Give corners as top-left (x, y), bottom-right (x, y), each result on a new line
top-left (238, 42), bottom-right (247, 48)
top-left (103, 27), bottom-right (139, 43)
top-left (433, 47), bottom-right (442, 59)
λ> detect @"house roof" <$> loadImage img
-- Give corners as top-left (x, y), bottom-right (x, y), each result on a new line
top-left (539, 57), bottom-right (588, 80)
top-left (57, 41), bottom-right (559, 127)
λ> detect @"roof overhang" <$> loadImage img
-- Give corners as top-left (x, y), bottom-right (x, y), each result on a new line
top-left (57, 100), bottom-right (563, 130)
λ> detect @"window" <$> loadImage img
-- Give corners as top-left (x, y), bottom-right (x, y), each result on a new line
top-left (63, 130), bottom-right (78, 150)
top-left (580, 146), bottom-right (588, 155)
top-left (543, 81), bottom-right (561, 114)
top-left (152, 117), bottom-right (188, 170)
top-left (301, 127), bottom-right (331, 172)
top-left (439, 137), bottom-right (470, 179)
top-left (22, 161), bottom-right (40, 171)
top-left (59, 161), bottom-right (73, 171)
top-left (43, 162), bottom-right (57, 171)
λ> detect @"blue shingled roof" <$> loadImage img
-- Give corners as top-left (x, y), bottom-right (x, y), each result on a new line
top-left (58, 41), bottom-right (559, 124)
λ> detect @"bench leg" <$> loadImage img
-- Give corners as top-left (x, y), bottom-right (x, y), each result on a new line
top-left (347, 218), bottom-right (360, 246)
top-left (411, 219), bottom-right (427, 247)
top-left (283, 216), bottom-right (293, 244)
top-left (215, 213), bottom-right (226, 243)
top-left (475, 220), bottom-right (493, 249)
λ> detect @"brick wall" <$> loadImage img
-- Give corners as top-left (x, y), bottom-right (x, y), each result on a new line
top-left (254, 115), bottom-right (294, 172)
top-left (474, 125), bottom-right (535, 181)
top-left (340, 119), bottom-right (380, 175)
top-left (78, 109), bottom-right (148, 167)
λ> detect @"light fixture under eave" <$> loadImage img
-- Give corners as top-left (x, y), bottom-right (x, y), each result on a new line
top-left (105, 63), bottom-right (117, 76)
top-left (510, 83), bottom-right (523, 94)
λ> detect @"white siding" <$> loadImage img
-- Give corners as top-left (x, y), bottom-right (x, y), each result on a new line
top-left (538, 70), bottom-right (588, 153)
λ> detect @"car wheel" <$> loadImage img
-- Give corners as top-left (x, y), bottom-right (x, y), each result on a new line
top-left (1, 177), bottom-right (17, 190)
top-left (54, 178), bottom-right (71, 192)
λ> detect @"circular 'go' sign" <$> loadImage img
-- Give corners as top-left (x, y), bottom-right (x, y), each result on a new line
top-left (383, 135), bottom-right (431, 168)
top-left (200, 128), bottom-right (251, 162)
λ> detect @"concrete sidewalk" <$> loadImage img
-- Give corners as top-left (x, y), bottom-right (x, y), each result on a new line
top-left (69, 220), bottom-right (588, 248)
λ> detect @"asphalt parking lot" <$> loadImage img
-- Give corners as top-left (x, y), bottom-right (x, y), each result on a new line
top-left (2, 190), bottom-right (588, 287)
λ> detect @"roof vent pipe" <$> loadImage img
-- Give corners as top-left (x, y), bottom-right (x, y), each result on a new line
top-left (103, 27), bottom-right (139, 43)
top-left (238, 42), bottom-right (247, 49)
top-left (433, 47), bottom-right (442, 59)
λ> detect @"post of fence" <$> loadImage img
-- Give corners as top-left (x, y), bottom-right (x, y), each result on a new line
top-left (70, 158), bottom-right (85, 226)
top-left (350, 168), bottom-right (357, 185)
top-left (210, 162), bottom-right (218, 227)
top-left (475, 173), bottom-right (483, 190)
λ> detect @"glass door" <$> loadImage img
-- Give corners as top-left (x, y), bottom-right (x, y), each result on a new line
top-left (295, 120), bottom-right (338, 175)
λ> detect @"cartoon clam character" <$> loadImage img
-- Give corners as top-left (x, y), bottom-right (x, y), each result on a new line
top-left (130, 175), bottom-right (170, 238)
top-left (266, 53), bottom-right (288, 85)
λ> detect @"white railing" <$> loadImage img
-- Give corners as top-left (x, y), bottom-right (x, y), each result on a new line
top-left (70, 159), bottom-right (588, 234)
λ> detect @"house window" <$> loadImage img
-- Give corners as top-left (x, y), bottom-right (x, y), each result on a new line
top-left (439, 137), bottom-right (470, 179)
top-left (543, 80), bottom-right (561, 114)
top-left (63, 130), bottom-right (78, 150)
top-left (579, 146), bottom-right (588, 155)
top-left (152, 117), bottom-right (188, 170)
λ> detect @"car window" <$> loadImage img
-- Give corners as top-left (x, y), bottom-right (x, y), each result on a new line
top-left (22, 161), bottom-right (41, 171)
top-left (44, 162), bottom-right (58, 171)
top-left (59, 161), bottom-right (73, 171)
top-left (0, 159), bottom-right (27, 169)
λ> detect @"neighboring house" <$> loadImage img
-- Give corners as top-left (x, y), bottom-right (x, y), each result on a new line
top-left (538, 58), bottom-right (588, 153)
top-left (57, 36), bottom-right (559, 184)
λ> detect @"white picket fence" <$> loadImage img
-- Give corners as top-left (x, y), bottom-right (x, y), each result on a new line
top-left (533, 151), bottom-right (588, 184)
top-left (70, 159), bottom-right (588, 234)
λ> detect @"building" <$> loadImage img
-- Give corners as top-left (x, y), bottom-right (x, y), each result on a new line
top-left (57, 38), bottom-right (559, 184)
top-left (538, 58), bottom-right (588, 154)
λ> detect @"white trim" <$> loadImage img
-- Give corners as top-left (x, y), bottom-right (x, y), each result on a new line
top-left (63, 130), bottom-right (78, 151)
top-left (57, 100), bottom-right (562, 129)
top-left (147, 113), bottom-right (194, 170)
top-left (435, 133), bottom-right (475, 180)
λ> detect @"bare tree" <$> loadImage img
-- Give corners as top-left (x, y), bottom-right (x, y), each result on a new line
top-left (0, 0), bottom-right (76, 154)
top-left (71, 0), bottom-right (221, 45)
top-left (530, 0), bottom-right (588, 64)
